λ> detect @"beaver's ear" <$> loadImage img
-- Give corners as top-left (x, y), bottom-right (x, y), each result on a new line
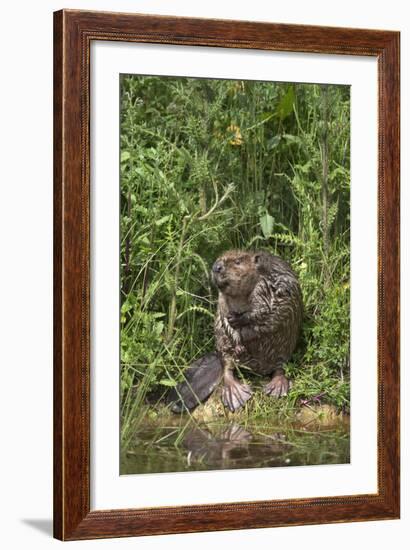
top-left (254, 253), bottom-right (261, 264)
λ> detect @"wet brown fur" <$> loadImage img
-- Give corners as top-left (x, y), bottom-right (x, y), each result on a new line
top-left (212, 250), bottom-right (303, 410)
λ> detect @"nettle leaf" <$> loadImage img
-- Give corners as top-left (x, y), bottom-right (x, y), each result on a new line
top-left (155, 214), bottom-right (172, 226)
top-left (154, 321), bottom-right (164, 336)
top-left (121, 300), bottom-right (133, 314)
top-left (121, 151), bottom-right (131, 163)
top-left (276, 86), bottom-right (295, 121)
top-left (260, 211), bottom-right (274, 239)
top-left (282, 134), bottom-right (301, 145)
top-left (295, 161), bottom-right (312, 174)
top-left (267, 135), bottom-right (281, 150)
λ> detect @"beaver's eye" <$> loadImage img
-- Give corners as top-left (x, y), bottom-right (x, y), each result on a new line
top-left (234, 258), bottom-right (241, 265)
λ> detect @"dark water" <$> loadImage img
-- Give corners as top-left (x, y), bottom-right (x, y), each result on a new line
top-left (121, 419), bottom-right (350, 475)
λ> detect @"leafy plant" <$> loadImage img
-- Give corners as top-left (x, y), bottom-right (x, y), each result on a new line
top-left (119, 75), bottom-right (351, 446)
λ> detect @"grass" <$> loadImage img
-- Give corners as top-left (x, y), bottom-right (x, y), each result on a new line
top-left (119, 75), bottom-right (351, 452)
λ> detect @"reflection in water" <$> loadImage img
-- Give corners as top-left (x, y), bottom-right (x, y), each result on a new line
top-left (121, 419), bottom-right (350, 475)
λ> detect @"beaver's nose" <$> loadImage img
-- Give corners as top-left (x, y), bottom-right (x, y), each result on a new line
top-left (212, 261), bottom-right (224, 274)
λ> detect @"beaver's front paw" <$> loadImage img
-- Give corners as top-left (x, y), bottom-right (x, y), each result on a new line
top-left (227, 311), bottom-right (249, 329)
top-left (222, 378), bottom-right (252, 412)
top-left (264, 374), bottom-right (291, 398)
top-left (234, 344), bottom-right (246, 356)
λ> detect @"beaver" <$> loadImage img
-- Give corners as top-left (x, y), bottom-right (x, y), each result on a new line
top-left (169, 250), bottom-right (302, 413)
top-left (212, 250), bottom-right (302, 411)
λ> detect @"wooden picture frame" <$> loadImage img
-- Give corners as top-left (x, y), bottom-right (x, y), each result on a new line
top-left (53, 9), bottom-right (400, 541)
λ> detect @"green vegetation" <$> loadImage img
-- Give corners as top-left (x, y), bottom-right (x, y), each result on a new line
top-left (120, 75), bottom-right (350, 451)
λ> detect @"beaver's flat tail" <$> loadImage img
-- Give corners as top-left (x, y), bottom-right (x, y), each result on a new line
top-left (168, 352), bottom-right (223, 413)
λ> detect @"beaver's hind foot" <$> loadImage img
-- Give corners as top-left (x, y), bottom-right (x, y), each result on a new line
top-left (222, 378), bottom-right (252, 412)
top-left (264, 370), bottom-right (291, 398)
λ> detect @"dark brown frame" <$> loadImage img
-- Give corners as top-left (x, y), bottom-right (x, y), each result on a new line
top-left (54, 9), bottom-right (400, 541)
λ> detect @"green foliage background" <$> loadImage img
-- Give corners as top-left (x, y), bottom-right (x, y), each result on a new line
top-left (120, 75), bottom-right (350, 443)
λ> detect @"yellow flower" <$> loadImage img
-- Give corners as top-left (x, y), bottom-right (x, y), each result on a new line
top-left (227, 124), bottom-right (243, 146)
